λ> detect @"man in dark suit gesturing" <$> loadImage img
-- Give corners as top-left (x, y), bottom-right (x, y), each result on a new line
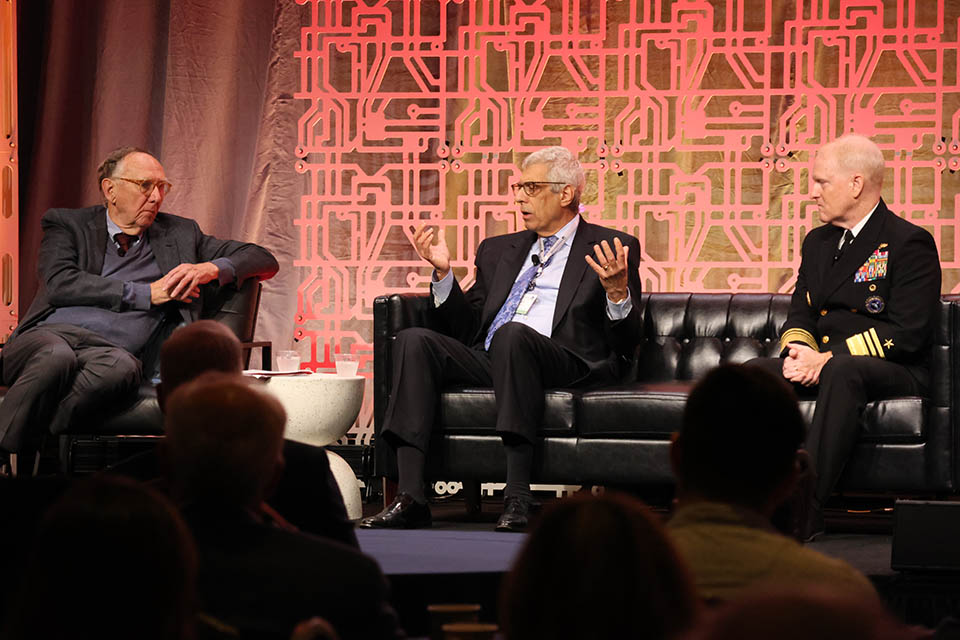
top-left (749, 134), bottom-right (941, 539)
top-left (361, 146), bottom-right (643, 531)
top-left (0, 147), bottom-right (278, 473)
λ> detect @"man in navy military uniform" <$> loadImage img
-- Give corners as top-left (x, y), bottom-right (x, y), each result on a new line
top-left (750, 134), bottom-right (941, 538)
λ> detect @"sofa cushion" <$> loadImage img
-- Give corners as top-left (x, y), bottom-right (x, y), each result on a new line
top-left (580, 384), bottom-right (925, 443)
top-left (439, 387), bottom-right (577, 435)
top-left (578, 382), bottom-right (693, 438)
top-left (798, 397), bottom-right (925, 443)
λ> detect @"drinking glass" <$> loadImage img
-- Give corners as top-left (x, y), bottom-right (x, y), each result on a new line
top-left (276, 350), bottom-right (301, 372)
top-left (334, 353), bottom-right (359, 376)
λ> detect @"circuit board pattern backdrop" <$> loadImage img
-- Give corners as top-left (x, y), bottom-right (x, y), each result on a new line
top-left (295, 0), bottom-right (960, 440)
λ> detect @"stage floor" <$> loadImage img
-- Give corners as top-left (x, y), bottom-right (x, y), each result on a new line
top-left (358, 497), bottom-right (960, 635)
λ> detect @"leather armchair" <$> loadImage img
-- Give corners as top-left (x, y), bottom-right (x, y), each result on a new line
top-left (373, 292), bottom-right (959, 494)
top-left (0, 278), bottom-right (269, 475)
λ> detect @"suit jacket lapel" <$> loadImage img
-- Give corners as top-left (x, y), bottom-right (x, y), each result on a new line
top-left (147, 215), bottom-right (181, 274)
top-left (480, 230), bottom-right (538, 326)
top-left (86, 209), bottom-right (107, 275)
top-left (553, 217), bottom-right (592, 331)
top-left (820, 201), bottom-right (889, 301)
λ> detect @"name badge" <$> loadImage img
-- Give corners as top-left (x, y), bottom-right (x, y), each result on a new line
top-left (516, 292), bottom-right (537, 315)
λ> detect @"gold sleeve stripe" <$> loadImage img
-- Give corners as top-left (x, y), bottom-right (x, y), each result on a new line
top-left (846, 333), bottom-right (870, 356)
top-left (867, 328), bottom-right (886, 358)
top-left (779, 328), bottom-right (819, 353)
top-left (846, 329), bottom-right (887, 358)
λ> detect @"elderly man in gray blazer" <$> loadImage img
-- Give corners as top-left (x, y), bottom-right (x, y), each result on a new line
top-left (0, 147), bottom-right (278, 472)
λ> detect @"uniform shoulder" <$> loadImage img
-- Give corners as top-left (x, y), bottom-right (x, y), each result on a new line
top-left (885, 208), bottom-right (933, 238)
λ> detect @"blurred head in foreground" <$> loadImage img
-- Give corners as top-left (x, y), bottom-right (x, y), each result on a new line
top-left (163, 372), bottom-right (286, 509)
top-left (499, 492), bottom-right (697, 640)
top-left (3, 476), bottom-right (197, 640)
top-left (672, 364), bottom-right (806, 515)
top-left (158, 319), bottom-right (243, 409)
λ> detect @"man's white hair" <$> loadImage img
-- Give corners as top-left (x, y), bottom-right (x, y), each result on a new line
top-left (821, 134), bottom-right (885, 189)
top-left (521, 146), bottom-right (585, 211)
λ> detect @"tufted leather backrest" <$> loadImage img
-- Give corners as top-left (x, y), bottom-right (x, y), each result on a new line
top-left (634, 293), bottom-right (953, 408)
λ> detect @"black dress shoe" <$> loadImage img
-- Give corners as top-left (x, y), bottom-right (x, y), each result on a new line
top-left (495, 496), bottom-right (538, 532)
top-left (359, 493), bottom-right (431, 529)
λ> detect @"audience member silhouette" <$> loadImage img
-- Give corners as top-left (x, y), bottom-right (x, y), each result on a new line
top-left (499, 491), bottom-right (697, 640)
top-left (157, 319), bottom-right (357, 547)
top-left (162, 372), bottom-right (403, 640)
top-left (693, 585), bottom-right (925, 640)
top-left (667, 364), bottom-right (878, 603)
top-left (2, 476), bottom-right (197, 640)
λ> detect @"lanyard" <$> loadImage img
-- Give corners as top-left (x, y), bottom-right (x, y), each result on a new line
top-left (527, 227), bottom-right (574, 291)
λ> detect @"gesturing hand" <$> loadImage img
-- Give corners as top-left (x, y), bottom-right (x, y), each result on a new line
top-left (411, 224), bottom-right (452, 280)
top-left (585, 237), bottom-right (630, 303)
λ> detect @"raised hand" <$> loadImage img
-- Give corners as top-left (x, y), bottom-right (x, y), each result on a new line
top-left (585, 237), bottom-right (630, 303)
top-left (412, 223), bottom-right (452, 279)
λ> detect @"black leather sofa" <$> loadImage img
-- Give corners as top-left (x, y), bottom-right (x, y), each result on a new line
top-left (373, 292), bottom-right (959, 495)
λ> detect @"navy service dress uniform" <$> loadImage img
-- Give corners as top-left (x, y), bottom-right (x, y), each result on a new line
top-left (753, 199), bottom-right (941, 507)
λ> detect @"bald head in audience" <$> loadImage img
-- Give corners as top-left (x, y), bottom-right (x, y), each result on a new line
top-left (163, 372), bottom-right (286, 509)
top-left (672, 365), bottom-right (805, 515)
top-left (158, 320), bottom-right (243, 408)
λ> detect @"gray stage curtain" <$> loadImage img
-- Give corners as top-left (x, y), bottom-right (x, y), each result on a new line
top-left (21, 0), bottom-right (305, 360)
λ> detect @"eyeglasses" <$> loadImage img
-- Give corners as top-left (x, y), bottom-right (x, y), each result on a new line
top-left (113, 176), bottom-right (173, 197)
top-left (510, 181), bottom-right (567, 197)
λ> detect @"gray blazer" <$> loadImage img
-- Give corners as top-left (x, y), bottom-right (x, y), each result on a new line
top-left (11, 205), bottom-right (279, 342)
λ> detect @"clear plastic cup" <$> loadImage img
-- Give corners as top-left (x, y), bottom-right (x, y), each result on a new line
top-left (276, 350), bottom-right (301, 372)
top-left (334, 353), bottom-right (359, 376)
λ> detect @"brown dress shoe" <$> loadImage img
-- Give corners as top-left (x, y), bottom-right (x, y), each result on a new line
top-left (359, 492), bottom-right (432, 529)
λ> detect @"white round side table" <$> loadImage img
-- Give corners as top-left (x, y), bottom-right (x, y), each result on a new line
top-left (260, 373), bottom-right (364, 520)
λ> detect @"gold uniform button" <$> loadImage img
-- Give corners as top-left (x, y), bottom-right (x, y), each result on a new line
top-left (820, 309), bottom-right (828, 316)
top-left (869, 284), bottom-right (877, 292)
top-left (822, 336), bottom-right (830, 344)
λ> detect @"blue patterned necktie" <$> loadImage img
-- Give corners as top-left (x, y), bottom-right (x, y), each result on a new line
top-left (484, 235), bottom-right (558, 350)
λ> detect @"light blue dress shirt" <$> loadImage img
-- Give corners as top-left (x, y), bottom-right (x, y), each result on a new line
top-left (431, 216), bottom-right (633, 341)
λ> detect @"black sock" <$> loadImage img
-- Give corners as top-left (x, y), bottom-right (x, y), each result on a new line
top-left (396, 445), bottom-right (427, 504)
top-left (503, 437), bottom-right (533, 501)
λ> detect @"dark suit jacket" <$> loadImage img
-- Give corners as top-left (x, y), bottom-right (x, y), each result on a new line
top-left (437, 217), bottom-right (643, 384)
top-left (780, 199), bottom-right (941, 385)
top-left (12, 206), bottom-right (279, 342)
top-left (183, 504), bottom-right (403, 640)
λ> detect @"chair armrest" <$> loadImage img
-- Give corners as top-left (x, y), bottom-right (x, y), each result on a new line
top-left (241, 340), bottom-right (273, 371)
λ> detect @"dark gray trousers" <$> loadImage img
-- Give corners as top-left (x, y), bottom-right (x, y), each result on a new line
top-left (0, 324), bottom-right (141, 453)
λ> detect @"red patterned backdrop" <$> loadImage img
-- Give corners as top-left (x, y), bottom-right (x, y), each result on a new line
top-left (294, 0), bottom-right (960, 440)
